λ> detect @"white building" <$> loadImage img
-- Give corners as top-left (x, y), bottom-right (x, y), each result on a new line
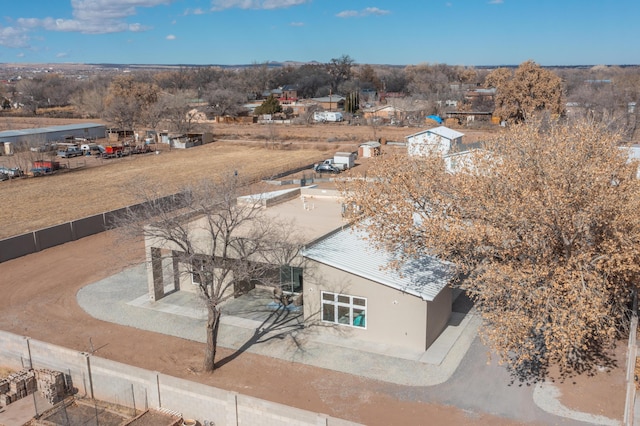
top-left (406, 126), bottom-right (464, 157)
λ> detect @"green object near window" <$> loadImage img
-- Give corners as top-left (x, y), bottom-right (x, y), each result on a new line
top-left (321, 291), bottom-right (367, 329)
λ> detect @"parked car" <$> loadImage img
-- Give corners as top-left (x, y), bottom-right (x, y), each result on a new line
top-left (314, 162), bottom-right (341, 174)
top-left (0, 166), bottom-right (24, 178)
top-left (58, 147), bottom-right (83, 158)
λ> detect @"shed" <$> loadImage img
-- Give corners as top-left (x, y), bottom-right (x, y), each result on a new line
top-left (358, 141), bottom-right (381, 158)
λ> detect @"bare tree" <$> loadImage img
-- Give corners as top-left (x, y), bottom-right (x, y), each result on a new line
top-left (117, 175), bottom-right (304, 372)
top-left (68, 78), bottom-right (109, 119)
top-left (104, 75), bottom-right (160, 130)
top-left (326, 54), bottom-right (355, 93)
top-left (203, 87), bottom-right (247, 118)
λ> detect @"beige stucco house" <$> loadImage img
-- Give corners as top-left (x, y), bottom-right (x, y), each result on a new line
top-left (144, 186), bottom-right (454, 353)
top-left (302, 226), bottom-right (452, 352)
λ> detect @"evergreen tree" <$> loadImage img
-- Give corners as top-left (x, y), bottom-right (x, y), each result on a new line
top-left (254, 94), bottom-right (282, 115)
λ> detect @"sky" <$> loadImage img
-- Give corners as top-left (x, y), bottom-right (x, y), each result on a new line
top-left (0, 0), bottom-right (637, 67)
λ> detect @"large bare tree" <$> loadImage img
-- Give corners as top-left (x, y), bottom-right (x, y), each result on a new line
top-left (104, 75), bottom-right (160, 130)
top-left (118, 176), bottom-right (304, 372)
top-left (342, 119), bottom-right (640, 380)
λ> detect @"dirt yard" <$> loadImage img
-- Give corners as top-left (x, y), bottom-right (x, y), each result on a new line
top-left (0, 117), bottom-right (491, 239)
top-left (0, 117), bottom-right (626, 425)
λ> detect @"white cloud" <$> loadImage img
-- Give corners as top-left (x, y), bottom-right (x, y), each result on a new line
top-left (166, 34), bottom-right (176, 40)
top-left (184, 8), bottom-right (206, 15)
top-left (16, 0), bottom-right (172, 37)
top-left (488, 0), bottom-right (504, 4)
top-left (336, 10), bottom-right (358, 18)
top-left (16, 52), bottom-right (25, 58)
top-left (56, 52), bottom-right (68, 58)
top-left (211, 0), bottom-right (309, 11)
top-left (336, 7), bottom-right (390, 18)
top-left (0, 25), bottom-right (30, 48)
top-left (289, 22), bottom-right (304, 27)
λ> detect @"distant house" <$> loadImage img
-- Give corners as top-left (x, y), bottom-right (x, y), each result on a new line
top-left (311, 95), bottom-right (345, 111)
top-left (280, 85), bottom-right (298, 104)
top-left (363, 105), bottom-right (406, 121)
top-left (406, 126), bottom-right (465, 157)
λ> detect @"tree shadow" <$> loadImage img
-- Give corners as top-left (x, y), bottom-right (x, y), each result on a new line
top-left (214, 303), bottom-right (305, 369)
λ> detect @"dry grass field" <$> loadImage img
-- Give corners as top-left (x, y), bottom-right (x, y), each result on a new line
top-left (0, 117), bottom-right (492, 239)
top-left (0, 143), bottom-right (334, 239)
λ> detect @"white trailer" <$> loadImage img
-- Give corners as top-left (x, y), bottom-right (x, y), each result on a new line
top-left (313, 111), bottom-right (344, 122)
top-left (334, 152), bottom-right (355, 169)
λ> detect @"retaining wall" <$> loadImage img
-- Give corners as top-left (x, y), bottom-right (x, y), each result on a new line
top-left (0, 195), bottom-right (182, 263)
top-left (0, 331), bottom-right (358, 425)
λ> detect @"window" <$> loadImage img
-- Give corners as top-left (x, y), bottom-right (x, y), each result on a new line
top-left (321, 291), bottom-right (366, 328)
top-left (280, 265), bottom-right (303, 293)
top-left (191, 257), bottom-right (212, 286)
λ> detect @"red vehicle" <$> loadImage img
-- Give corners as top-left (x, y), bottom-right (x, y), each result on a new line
top-left (31, 160), bottom-right (62, 175)
top-left (103, 145), bottom-right (125, 158)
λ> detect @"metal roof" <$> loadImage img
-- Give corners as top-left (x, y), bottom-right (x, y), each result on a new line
top-left (0, 123), bottom-right (105, 138)
top-left (302, 226), bottom-right (453, 301)
top-left (405, 126), bottom-right (465, 141)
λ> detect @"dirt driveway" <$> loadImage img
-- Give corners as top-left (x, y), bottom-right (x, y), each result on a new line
top-left (0, 229), bottom-right (626, 425)
top-left (0, 230), bottom-right (524, 426)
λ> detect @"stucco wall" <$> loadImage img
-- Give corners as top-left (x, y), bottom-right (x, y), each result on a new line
top-left (426, 285), bottom-right (452, 348)
top-left (303, 261), bottom-right (440, 352)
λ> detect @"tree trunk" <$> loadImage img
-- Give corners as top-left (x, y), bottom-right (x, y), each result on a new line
top-left (204, 304), bottom-right (221, 372)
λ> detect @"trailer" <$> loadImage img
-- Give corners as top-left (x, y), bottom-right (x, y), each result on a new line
top-left (313, 111), bottom-right (344, 123)
top-left (333, 152), bottom-right (356, 169)
top-left (31, 160), bottom-right (63, 176)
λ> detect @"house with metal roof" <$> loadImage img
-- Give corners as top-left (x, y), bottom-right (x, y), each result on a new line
top-left (406, 126), bottom-right (465, 157)
top-left (310, 95), bottom-right (345, 111)
top-left (302, 226), bottom-right (453, 352)
top-left (143, 186), bottom-right (454, 353)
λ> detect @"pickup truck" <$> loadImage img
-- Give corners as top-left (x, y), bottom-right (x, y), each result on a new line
top-left (58, 147), bottom-right (83, 158)
top-left (314, 159), bottom-right (348, 173)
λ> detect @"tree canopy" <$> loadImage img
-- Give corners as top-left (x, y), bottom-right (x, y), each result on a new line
top-left (343, 119), bottom-right (640, 380)
top-left (486, 60), bottom-right (565, 123)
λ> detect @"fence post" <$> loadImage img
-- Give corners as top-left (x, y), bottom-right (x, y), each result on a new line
top-left (83, 352), bottom-right (94, 400)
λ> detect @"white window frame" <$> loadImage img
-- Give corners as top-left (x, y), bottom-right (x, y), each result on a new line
top-left (191, 257), bottom-right (211, 286)
top-left (321, 291), bottom-right (367, 329)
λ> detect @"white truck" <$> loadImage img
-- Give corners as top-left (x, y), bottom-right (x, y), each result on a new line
top-left (313, 111), bottom-right (344, 123)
